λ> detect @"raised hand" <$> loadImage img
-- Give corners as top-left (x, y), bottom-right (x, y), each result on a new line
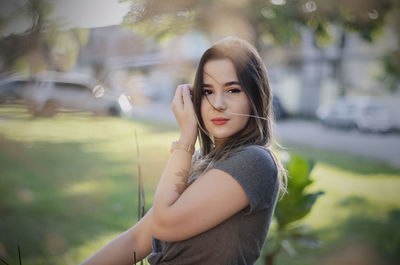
top-left (171, 84), bottom-right (198, 146)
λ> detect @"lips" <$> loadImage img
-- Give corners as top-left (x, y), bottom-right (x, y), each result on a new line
top-left (211, 117), bottom-right (229, 125)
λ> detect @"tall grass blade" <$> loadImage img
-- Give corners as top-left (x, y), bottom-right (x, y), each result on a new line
top-left (0, 257), bottom-right (10, 265)
top-left (17, 245), bottom-right (21, 265)
top-left (134, 131), bottom-right (146, 265)
top-left (134, 130), bottom-right (146, 220)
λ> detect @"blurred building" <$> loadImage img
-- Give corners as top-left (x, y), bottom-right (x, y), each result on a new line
top-left (76, 24), bottom-right (399, 120)
top-left (77, 26), bottom-right (209, 105)
top-left (268, 24), bottom-right (399, 118)
top-left (77, 25), bottom-right (156, 78)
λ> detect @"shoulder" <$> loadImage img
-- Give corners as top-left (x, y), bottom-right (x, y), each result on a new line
top-left (214, 145), bottom-right (280, 213)
top-left (239, 145), bottom-right (275, 161)
top-left (217, 145), bottom-right (278, 175)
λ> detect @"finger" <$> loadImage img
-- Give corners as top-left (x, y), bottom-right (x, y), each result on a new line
top-left (182, 85), bottom-right (193, 107)
top-left (187, 84), bottom-right (193, 100)
top-left (173, 85), bottom-right (182, 101)
top-left (173, 85), bottom-right (184, 109)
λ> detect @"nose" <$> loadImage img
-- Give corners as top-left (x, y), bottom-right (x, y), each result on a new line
top-left (213, 91), bottom-right (227, 111)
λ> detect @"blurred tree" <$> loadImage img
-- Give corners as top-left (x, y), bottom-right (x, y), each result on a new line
top-left (122, 0), bottom-right (394, 47)
top-left (122, 0), bottom-right (399, 93)
top-left (263, 153), bottom-right (324, 265)
top-left (378, 51), bottom-right (400, 93)
top-left (377, 0), bottom-right (400, 93)
top-left (0, 0), bottom-right (89, 75)
top-left (0, 0), bottom-right (51, 73)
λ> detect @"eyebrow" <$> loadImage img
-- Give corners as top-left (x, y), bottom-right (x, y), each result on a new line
top-left (201, 81), bottom-right (241, 88)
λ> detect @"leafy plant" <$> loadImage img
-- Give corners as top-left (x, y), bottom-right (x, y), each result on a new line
top-left (264, 153), bottom-right (324, 265)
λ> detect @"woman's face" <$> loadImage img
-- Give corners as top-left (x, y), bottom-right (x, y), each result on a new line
top-left (200, 58), bottom-right (251, 147)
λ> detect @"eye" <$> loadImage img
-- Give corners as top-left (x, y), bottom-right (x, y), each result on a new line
top-left (202, 89), bottom-right (213, 95)
top-left (227, 88), bottom-right (242, 93)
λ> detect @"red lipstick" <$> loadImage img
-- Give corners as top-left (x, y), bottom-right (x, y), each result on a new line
top-left (211, 118), bottom-right (229, 125)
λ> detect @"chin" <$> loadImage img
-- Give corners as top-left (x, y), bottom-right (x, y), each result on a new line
top-left (205, 119), bottom-right (249, 139)
top-left (207, 128), bottom-right (238, 140)
top-left (213, 134), bottom-right (232, 141)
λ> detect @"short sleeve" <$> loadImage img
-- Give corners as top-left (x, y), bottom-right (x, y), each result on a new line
top-left (214, 145), bottom-right (279, 214)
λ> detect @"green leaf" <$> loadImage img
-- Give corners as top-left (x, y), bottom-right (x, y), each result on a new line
top-left (286, 153), bottom-right (311, 190)
top-left (276, 191), bottom-right (324, 228)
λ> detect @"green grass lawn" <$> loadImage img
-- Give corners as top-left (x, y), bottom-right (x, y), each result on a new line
top-left (0, 105), bottom-right (399, 265)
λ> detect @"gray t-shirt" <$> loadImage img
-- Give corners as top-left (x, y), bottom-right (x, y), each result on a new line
top-left (147, 145), bottom-right (280, 265)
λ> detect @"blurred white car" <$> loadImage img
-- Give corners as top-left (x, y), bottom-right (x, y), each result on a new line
top-left (316, 99), bottom-right (392, 133)
top-left (356, 104), bottom-right (392, 132)
top-left (0, 71), bottom-right (132, 117)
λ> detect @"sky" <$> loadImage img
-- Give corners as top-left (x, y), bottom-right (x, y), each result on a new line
top-left (51, 0), bottom-right (131, 29)
top-left (0, 0), bottom-right (131, 36)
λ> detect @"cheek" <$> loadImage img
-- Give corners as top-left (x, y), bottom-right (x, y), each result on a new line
top-left (238, 99), bottom-right (252, 116)
top-left (240, 115), bottom-right (250, 128)
top-left (200, 99), bottom-right (208, 125)
top-left (247, 103), bottom-right (252, 115)
top-left (245, 96), bottom-right (252, 115)
top-left (236, 100), bottom-right (252, 126)
top-left (235, 102), bottom-right (251, 125)
top-left (201, 96), bottom-right (211, 111)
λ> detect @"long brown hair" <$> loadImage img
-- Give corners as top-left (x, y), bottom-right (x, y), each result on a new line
top-left (189, 36), bottom-right (287, 195)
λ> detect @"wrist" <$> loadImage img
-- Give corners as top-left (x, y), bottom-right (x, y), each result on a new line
top-left (178, 133), bottom-right (197, 147)
top-left (171, 140), bottom-right (195, 155)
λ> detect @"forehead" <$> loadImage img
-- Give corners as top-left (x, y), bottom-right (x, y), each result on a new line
top-left (203, 59), bottom-right (238, 83)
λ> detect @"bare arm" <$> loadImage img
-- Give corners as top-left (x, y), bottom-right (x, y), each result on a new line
top-left (152, 166), bottom-right (249, 242)
top-left (79, 208), bottom-right (154, 265)
top-left (151, 84), bottom-right (249, 242)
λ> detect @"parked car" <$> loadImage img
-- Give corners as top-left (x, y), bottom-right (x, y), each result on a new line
top-left (316, 99), bottom-right (359, 129)
top-left (316, 98), bottom-right (392, 133)
top-left (273, 95), bottom-right (288, 120)
top-left (356, 104), bottom-right (392, 133)
top-left (0, 72), bottom-right (132, 117)
top-left (0, 77), bottom-right (26, 104)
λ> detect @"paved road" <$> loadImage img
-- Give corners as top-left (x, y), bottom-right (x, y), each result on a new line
top-left (132, 102), bottom-right (400, 167)
top-left (275, 119), bottom-right (400, 167)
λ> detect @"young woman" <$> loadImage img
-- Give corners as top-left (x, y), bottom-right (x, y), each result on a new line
top-left (80, 36), bottom-right (286, 265)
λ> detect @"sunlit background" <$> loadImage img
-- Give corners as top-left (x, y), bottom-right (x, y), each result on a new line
top-left (0, 0), bottom-right (399, 265)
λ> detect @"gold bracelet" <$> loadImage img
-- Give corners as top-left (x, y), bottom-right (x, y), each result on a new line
top-left (170, 140), bottom-right (195, 155)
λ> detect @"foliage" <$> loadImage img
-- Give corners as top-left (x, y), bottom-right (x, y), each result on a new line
top-left (372, 209), bottom-right (400, 262)
top-left (334, 207), bottom-right (400, 264)
top-left (0, 0), bottom-right (89, 74)
top-left (122, 0), bottom-right (400, 93)
top-left (377, 51), bottom-right (400, 92)
top-left (122, 0), bottom-right (396, 48)
top-left (263, 153), bottom-right (324, 265)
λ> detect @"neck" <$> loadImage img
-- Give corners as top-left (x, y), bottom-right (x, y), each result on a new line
top-left (214, 138), bottom-right (227, 151)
